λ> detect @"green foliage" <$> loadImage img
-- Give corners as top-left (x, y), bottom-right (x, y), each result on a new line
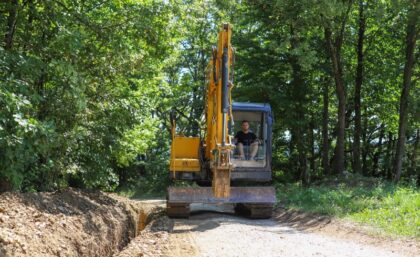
top-left (276, 178), bottom-right (420, 237)
top-left (229, 0), bottom-right (419, 181)
top-left (117, 142), bottom-right (171, 197)
top-left (1, 0), bottom-right (418, 193)
top-left (115, 119), bottom-right (158, 167)
top-left (0, 0), bottom-right (175, 191)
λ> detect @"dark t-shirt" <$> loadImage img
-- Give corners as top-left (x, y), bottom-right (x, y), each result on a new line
top-left (235, 131), bottom-right (257, 146)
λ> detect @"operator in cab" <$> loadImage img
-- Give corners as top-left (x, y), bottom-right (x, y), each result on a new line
top-left (235, 120), bottom-right (259, 160)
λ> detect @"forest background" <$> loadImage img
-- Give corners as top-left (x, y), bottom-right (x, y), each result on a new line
top-left (0, 0), bottom-right (418, 193)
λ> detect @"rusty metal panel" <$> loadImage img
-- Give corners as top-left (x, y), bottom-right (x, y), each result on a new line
top-left (167, 186), bottom-right (276, 204)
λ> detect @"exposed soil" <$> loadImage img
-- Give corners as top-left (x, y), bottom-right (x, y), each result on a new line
top-left (0, 189), bottom-right (156, 257)
top-left (113, 206), bottom-right (174, 257)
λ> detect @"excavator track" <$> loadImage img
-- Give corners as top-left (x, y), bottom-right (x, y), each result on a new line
top-left (166, 186), bottom-right (276, 219)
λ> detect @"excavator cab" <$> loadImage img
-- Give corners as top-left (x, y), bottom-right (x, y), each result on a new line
top-left (230, 102), bottom-right (273, 182)
top-left (167, 24), bottom-right (276, 218)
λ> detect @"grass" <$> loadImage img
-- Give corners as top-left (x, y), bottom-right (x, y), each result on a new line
top-left (275, 176), bottom-right (420, 237)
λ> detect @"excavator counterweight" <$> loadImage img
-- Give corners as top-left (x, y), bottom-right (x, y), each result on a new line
top-left (168, 24), bottom-right (276, 218)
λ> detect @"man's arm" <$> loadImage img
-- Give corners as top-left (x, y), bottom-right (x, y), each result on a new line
top-left (234, 131), bottom-right (240, 144)
top-left (251, 133), bottom-right (258, 144)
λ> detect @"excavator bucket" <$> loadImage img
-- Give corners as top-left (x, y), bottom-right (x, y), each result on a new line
top-left (166, 186), bottom-right (276, 218)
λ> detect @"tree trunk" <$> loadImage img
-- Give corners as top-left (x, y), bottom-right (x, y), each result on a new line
top-left (299, 142), bottom-right (309, 186)
top-left (372, 123), bottom-right (385, 176)
top-left (393, 0), bottom-right (418, 182)
top-left (289, 130), bottom-right (297, 175)
top-left (4, 0), bottom-right (18, 50)
top-left (353, 0), bottom-right (365, 174)
top-left (385, 133), bottom-right (394, 179)
top-left (361, 105), bottom-right (369, 175)
top-left (408, 128), bottom-right (419, 177)
top-left (289, 25), bottom-right (309, 185)
top-left (23, 0), bottom-right (35, 53)
top-left (325, 27), bottom-right (346, 175)
top-left (322, 78), bottom-right (330, 175)
top-left (309, 120), bottom-right (316, 176)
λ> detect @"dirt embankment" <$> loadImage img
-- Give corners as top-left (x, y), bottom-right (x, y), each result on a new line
top-left (0, 189), bottom-right (157, 257)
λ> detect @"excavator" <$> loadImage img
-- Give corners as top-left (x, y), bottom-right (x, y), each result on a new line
top-left (167, 24), bottom-right (276, 218)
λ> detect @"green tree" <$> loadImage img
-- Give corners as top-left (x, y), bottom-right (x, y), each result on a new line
top-left (393, 0), bottom-right (419, 182)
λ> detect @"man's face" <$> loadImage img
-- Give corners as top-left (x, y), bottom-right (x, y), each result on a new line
top-left (241, 122), bottom-right (249, 132)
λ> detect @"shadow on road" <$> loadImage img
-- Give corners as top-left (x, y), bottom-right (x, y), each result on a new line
top-left (170, 205), bottom-right (286, 234)
top-left (167, 204), bottom-right (334, 235)
top-left (273, 207), bottom-right (332, 231)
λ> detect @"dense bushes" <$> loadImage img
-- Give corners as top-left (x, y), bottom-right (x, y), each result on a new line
top-left (0, 0), bottom-right (173, 191)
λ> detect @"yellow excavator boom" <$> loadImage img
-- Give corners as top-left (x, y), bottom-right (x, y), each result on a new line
top-left (170, 24), bottom-right (235, 197)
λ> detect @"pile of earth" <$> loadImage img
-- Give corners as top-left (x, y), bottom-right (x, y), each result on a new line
top-left (0, 188), bottom-right (163, 257)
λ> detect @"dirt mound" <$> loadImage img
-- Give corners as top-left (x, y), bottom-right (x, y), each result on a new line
top-left (0, 188), bottom-right (146, 257)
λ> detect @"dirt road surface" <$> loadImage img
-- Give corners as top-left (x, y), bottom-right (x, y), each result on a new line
top-left (165, 205), bottom-right (418, 257)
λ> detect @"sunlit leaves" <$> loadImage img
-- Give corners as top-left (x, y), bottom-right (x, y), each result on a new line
top-left (0, 0), bottom-right (175, 191)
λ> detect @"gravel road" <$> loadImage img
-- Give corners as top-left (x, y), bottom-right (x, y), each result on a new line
top-left (166, 205), bottom-right (418, 257)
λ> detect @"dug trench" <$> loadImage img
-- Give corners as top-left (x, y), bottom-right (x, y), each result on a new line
top-left (0, 188), bottom-right (172, 257)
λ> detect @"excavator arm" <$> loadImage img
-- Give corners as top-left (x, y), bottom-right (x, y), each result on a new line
top-left (205, 24), bottom-right (235, 198)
